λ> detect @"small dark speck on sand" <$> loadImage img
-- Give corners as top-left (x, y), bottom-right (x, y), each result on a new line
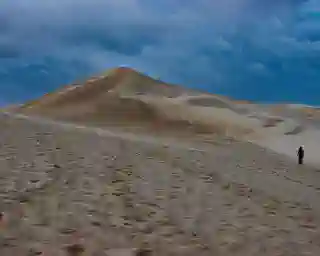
top-left (136, 248), bottom-right (153, 256)
top-left (65, 243), bottom-right (85, 256)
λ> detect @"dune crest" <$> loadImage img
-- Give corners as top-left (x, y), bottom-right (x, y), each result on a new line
top-left (13, 67), bottom-right (256, 138)
top-left (9, 66), bottom-right (320, 165)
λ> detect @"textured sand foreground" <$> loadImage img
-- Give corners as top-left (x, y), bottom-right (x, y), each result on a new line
top-left (1, 113), bottom-right (320, 255)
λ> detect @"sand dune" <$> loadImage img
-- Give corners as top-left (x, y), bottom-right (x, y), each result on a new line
top-left (2, 112), bottom-right (320, 255)
top-left (10, 66), bottom-right (320, 167)
top-left (186, 96), bottom-right (234, 109)
top-left (3, 67), bottom-right (320, 254)
top-left (14, 68), bottom-right (258, 138)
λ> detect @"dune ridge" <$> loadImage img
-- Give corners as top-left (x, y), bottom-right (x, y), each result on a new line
top-left (8, 66), bottom-right (320, 166)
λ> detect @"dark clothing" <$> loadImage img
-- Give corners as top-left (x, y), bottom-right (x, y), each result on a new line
top-left (297, 146), bottom-right (304, 165)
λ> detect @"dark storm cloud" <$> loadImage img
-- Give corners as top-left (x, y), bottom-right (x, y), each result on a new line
top-left (0, 0), bottom-right (320, 104)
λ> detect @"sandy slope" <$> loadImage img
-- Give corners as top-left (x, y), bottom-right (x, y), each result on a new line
top-left (240, 104), bottom-right (320, 167)
top-left (1, 112), bottom-right (320, 255)
top-left (253, 128), bottom-right (320, 167)
top-left (14, 68), bottom-right (262, 139)
top-left (11, 65), bottom-right (320, 168)
top-left (3, 66), bottom-right (320, 255)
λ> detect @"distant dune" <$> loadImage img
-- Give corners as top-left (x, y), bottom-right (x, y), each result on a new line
top-left (8, 66), bottom-right (320, 166)
top-left (187, 96), bottom-right (234, 109)
top-left (14, 67), bottom-right (254, 137)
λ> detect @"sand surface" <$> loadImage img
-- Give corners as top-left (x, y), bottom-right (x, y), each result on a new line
top-left (253, 128), bottom-right (320, 167)
top-left (5, 67), bottom-right (320, 254)
top-left (15, 67), bottom-right (320, 169)
top-left (1, 113), bottom-right (320, 255)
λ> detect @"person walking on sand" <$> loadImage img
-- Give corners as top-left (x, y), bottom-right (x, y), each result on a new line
top-left (297, 145), bottom-right (304, 165)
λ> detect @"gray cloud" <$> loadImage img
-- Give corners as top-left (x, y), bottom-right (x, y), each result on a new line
top-left (0, 0), bottom-right (320, 104)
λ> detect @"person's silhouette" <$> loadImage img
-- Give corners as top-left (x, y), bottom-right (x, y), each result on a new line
top-left (297, 145), bottom-right (304, 165)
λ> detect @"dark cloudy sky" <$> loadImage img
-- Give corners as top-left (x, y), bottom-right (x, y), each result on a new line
top-left (1, 0), bottom-right (320, 105)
